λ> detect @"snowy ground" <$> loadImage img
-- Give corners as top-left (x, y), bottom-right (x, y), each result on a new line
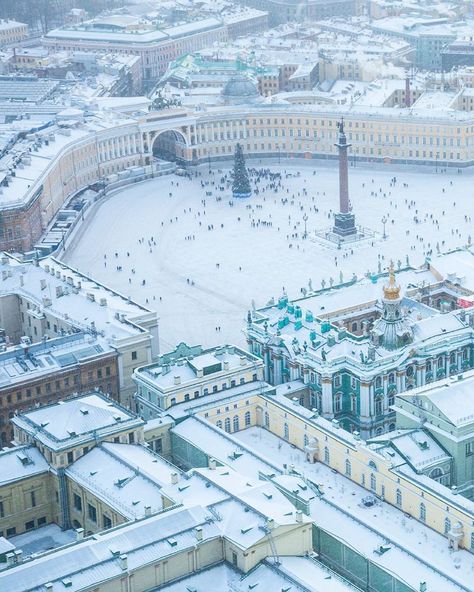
top-left (8, 524), bottom-right (76, 558)
top-left (62, 161), bottom-right (472, 351)
top-left (234, 426), bottom-right (474, 592)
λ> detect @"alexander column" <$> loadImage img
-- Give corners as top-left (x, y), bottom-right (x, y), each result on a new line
top-left (333, 117), bottom-right (357, 238)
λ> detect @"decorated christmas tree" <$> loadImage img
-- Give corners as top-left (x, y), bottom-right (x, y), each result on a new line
top-left (232, 143), bottom-right (252, 198)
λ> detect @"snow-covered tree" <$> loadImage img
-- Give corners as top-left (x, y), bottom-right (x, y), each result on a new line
top-left (232, 143), bottom-right (252, 198)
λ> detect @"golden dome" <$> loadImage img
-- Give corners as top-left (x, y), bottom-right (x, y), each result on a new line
top-left (383, 262), bottom-right (400, 300)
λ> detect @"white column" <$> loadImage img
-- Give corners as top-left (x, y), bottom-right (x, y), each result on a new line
top-left (359, 382), bottom-right (371, 417)
top-left (321, 378), bottom-right (333, 416)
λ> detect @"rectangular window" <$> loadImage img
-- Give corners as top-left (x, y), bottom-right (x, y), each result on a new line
top-left (103, 515), bottom-right (112, 529)
top-left (88, 503), bottom-right (97, 523)
top-left (131, 351), bottom-right (137, 361)
top-left (25, 520), bottom-right (35, 531)
top-left (6, 527), bottom-right (16, 537)
top-left (466, 442), bottom-right (473, 457)
top-left (73, 493), bottom-right (82, 512)
top-left (31, 491), bottom-right (36, 508)
top-left (0, 501), bottom-right (4, 518)
top-left (37, 516), bottom-right (46, 526)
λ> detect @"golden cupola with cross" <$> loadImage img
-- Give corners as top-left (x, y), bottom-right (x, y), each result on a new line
top-left (383, 262), bottom-right (401, 301)
top-left (372, 262), bottom-right (413, 350)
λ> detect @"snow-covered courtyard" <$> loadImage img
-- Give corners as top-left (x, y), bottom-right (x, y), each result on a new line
top-left (63, 161), bottom-right (473, 351)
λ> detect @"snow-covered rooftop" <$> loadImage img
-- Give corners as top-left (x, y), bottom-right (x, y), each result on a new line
top-left (398, 370), bottom-right (474, 427)
top-left (66, 443), bottom-right (172, 519)
top-left (12, 393), bottom-right (142, 449)
top-left (0, 445), bottom-right (49, 487)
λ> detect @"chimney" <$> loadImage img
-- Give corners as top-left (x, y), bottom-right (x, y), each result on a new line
top-left (209, 458), bottom-right (217, 470)
top-left (40, 279), bottom-right (47, 290)
top-left (45, 585), bottom-right (53, 591)
top-left (19, 274), bottom-right (24, 287)
top-left (223, 360), bottom-right (229, 371)
top-left (267, 518), bottom-right (275, 530)
top-left (119, 554), bottom-right (128, 570)
top-left (171, 472), bottom-right (179, 484)
top-left (195, 526), bottom-right (203, 541)
top-left (173, 375), bottom-right (181, 385)
top-left (13, 550), bottom-right (23, 564)
top-left (144, 505), bottom-right (151, 517)
top-left (295, 510), bottom-right (303, 523)
top-left (6, 552), bottom-right (15, 566)
top-left (75, 527), bottom-right (84, 540)
top-left (240, 356), bottom-right (246, 366)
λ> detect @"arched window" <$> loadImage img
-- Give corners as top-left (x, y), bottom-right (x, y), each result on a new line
top-left (351, 395), bottom-right (357, 413)
top-left (471, 532), bottom-right (474, 550)
top-left (444, 517), bottom-right (451, 535)
top-left (334, 393), bottom-right (342, 413)
top-left (224, 417), bottom-right (231, 433)
top-left (264, 411), bottom-right (270, 429)
top-left (368, 460), bottom-right (378, 471)
top-left (375, 376), bottom-right (382, 388)
top-left (420, 502), bottom-right (426, 522)
top-left (216, 420), bottom-right (223, 429)
top-left (429, 467), bottom-right (443, 481)
top-left (396, 488), bottom-right (402, 507)
top-left (388, 373), bottom-right (395, 384)
top-left (388, 394), bottom-right (395, 407)
top-left (426, 361), bottom-right (432, 372)
top-left (345, 459), bottom-right (351, 477)
top-left (284, 422), bottom-right (289, 440)
top-left (233, 415), bottom-right (240, 432)
top-left (406, 365), bottom-right (414, 377)
top-left (244, 411), bottom-right (251, 427)
top-left (437, 356), bottom-right (444, 367)
top-left (324, 446), bottom-right (330, 464)
top-left (351, 322), bottom-right (358, 332)
top-left (370, 473), bottom-right (376, 491)
top-left (450, 352), bottom-right (456, 365)
top-left (304, 434), bottom-right (309, 447)
top-left (389, 423), bottom-right (396, 432)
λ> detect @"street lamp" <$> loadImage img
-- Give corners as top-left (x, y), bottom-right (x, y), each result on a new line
top-left (208, 154), bottom-right (211, 173)
top-left (303, 213), bottom-right (308, 239)
top-left (381, 215), bottom-right (387, 240)
top-left (435, 153), bottom-right (439, 173)
top-left (276, 144), bottom-right (281, 164)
